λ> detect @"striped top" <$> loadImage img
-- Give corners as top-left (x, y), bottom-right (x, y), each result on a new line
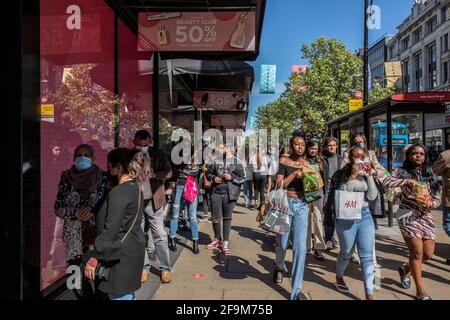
top-left (383, 167), bottom-right (441, 215)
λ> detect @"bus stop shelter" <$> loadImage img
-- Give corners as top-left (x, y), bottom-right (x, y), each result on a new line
top-left (326, 92), bottom-right (450, 226)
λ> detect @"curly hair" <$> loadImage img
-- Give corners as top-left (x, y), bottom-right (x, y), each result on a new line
top-left (107, 148), bottom-right (151, 184)
top-left (128, 149), bottom-right (151, 185)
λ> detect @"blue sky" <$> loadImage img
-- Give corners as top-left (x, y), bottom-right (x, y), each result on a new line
top-left (247, 0), bottom-right (412, 128)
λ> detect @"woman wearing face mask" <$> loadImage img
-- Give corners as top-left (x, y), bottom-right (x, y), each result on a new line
top-left (273, 134), bottom-right (310, 300)
top-left (340, 134), bottom-right (386, 266)
top-left (84, 148), bottom-right (148, 300)
top-left (383, 144), bottom-right (441, 300)
top-left (205, 143), bottom-right (246, 254)
top-left (325, 144), bottom-right (378, 300)
top-left (305, 139), bottom-right (327, 261)
top-left (54, 144), bottom-right (109, 270)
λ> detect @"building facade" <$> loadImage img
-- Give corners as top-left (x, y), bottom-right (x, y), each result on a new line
top-left (385, 0), bottom-right (450, 151)
top-left (387, 0), bottom-right (450, 93)
top-left (368, 35), bottom-right (393, 88)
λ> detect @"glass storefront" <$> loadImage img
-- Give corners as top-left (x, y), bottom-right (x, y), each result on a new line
top-left (40, 0), bottom-right (117, 290)
top-left (39, 0), bottom-right (155, 290)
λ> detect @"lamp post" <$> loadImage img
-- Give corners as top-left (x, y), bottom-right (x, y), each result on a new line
top-left (363, 0), bottom-right (369, 107)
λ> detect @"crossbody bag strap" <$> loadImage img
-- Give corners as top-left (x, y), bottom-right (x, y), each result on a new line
top-left (120, 187), bottom-right (141, 244)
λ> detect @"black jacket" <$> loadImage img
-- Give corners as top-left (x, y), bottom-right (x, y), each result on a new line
top-left (206, 157), bottom-right (246, 201)
top-left (94, 181), bottom-right (145, 296)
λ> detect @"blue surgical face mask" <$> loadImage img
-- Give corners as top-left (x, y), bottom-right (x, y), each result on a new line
top-left (358, 143), bottom-right (365, 149)
top-left (75, 156), bottom-right (92, 171)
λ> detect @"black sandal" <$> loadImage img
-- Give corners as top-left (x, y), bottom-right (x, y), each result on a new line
top-left (415, 296), bottom-right (432, 300)
top-left (398, 266), bottom-right (411, 289)
top-left (333, 282), bottom-right (350, 293)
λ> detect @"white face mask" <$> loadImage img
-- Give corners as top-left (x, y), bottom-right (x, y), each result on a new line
top-left (136, 146), bottom-right (149, 153)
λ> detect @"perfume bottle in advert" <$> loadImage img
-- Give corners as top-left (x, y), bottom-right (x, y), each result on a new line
top-left (158, 25), bottom-right (169, 46)
top-left (229, 14), bottom-right (246, 49)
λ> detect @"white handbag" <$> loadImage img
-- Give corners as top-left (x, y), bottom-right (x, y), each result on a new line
top-left (335, 190), bottom-right (365, 220)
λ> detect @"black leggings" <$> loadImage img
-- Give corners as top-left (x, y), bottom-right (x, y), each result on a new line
top-left (211, 192), bottom-right (236, 242)
top-left (253, 172), bottom-right (268, 206)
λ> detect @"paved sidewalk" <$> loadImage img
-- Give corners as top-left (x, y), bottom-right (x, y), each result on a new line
top-left (151, 197), bottom-right (450, 300)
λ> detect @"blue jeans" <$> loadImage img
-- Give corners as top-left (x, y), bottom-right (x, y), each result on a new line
top-left (336, 207), bottom-right (375, 295)
top-left (243, 180), bottom-right (253, 205)
top-left (275, 198), bottom-right (309, 300)
top-left (110, 292), bottom-right (135, 300)
top-left (170, 184), bottom-right (199, 241)
top-left (443, 207), bottom-right (450, 237)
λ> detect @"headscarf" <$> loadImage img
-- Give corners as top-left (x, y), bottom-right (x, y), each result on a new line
top-left (61, 144), bottom-right (103, 193)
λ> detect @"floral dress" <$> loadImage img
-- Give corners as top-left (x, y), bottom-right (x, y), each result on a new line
top-left (54, 173), bottom-right (109, 263)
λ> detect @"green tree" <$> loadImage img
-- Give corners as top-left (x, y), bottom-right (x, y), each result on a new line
top-left (255, 37), bottom-right (362, 138)
top-left (368, 81), bottom-right (399, 104)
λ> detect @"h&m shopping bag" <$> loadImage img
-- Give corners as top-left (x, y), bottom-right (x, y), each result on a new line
top-left (259, 187), bottom-right (291, 235)
top-left (335, 190), bottom-right (365, 220)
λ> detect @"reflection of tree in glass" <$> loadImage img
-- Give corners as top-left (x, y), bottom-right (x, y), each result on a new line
top-left (48, 64), bottom-right (154, 148)
top-left (47, 64), bottom-right (115, 142)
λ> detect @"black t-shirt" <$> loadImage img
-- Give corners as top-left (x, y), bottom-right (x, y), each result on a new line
top-left (277, 163), bottom-right (304, 193)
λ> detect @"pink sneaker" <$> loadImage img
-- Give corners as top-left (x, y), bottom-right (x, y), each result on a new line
top-left (206, 239), bottom-right (221, 250)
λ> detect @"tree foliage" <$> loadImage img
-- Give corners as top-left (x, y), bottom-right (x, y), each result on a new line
top-left (254, 37), bottom-right (396, 140)
top-left (368, 81), bottom-right (399, 104)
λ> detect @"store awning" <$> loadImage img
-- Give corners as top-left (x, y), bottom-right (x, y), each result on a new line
top-left (89, 58), bottom-right (254, 93)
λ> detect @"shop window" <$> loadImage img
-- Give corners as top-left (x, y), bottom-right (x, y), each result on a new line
top-left (117, 20), bottom-right (153, 148)
top-left (40, 0), bottom-right (115, 290)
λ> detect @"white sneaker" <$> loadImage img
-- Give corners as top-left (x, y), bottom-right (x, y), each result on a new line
top-left (325, 241), bottom-right (333, 250)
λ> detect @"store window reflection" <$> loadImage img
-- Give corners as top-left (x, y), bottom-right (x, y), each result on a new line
top-left (391, 113), bottom-right (423, 169)
top-left (40, 0), bottom-right (115, 290)
top-left (118, 21), bottom-right (153, 147)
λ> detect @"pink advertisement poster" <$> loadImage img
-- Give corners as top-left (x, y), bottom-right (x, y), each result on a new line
top-left (193, 90), bottom-right (248, 110)
top-left (138, 11), bottom-right (256, 51)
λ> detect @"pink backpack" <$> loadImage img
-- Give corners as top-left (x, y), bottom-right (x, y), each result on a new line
top-left (183, 176), bottom-right (199, 203)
